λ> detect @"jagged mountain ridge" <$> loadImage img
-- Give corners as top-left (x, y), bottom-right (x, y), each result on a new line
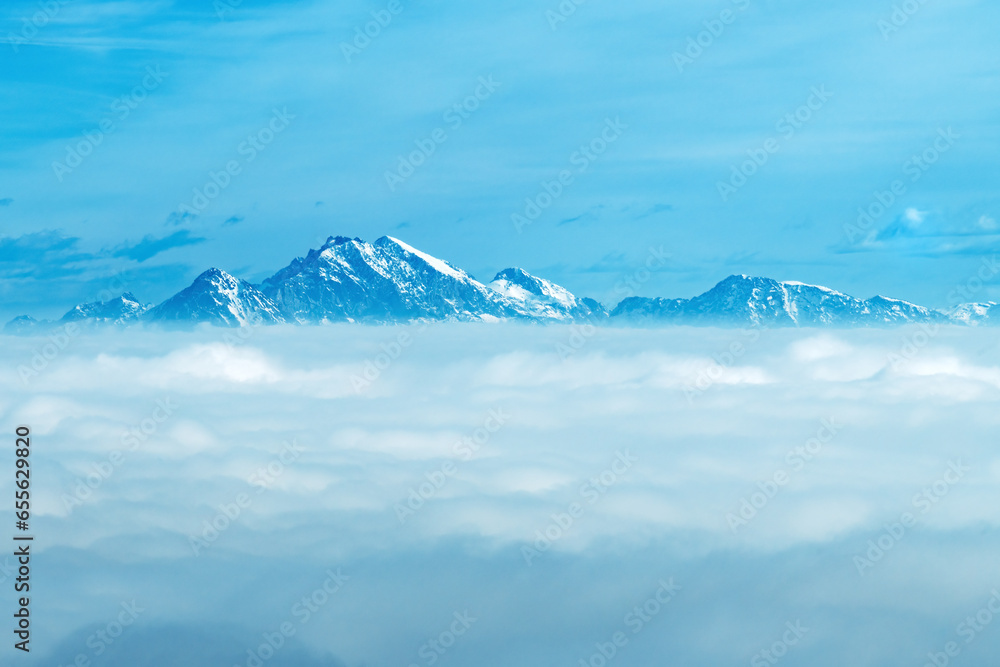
top-left (611, 275), bottom-right (947, 327)
top-left (258, 236), bottom-right (521, 323)
top-left (487, 267), bottom-right (608, 321)
top-left (2, 236), bottom-right (993, 331)
top-left (946, 302), bottom-right (999, 326)
top-left (146, 268), bottom-right (286, 327)
top-left (61, 292), bottom-right (150, 325)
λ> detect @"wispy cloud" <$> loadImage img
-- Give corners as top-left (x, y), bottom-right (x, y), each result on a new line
top-left (112, 230), bottom-right (207, 262)
top-left (0, 230), bottom-right (95, 278)
top-left (632, 203), bottom-right (674, 220)
top-left (557, 205), bottom-right (605, 227)
top-left (839, 210), bottom-right (1000, 257)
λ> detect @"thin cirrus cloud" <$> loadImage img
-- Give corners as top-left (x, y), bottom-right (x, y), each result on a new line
top-left (112, 230), bottom-right (207, 263)
top-left (0, 228), bottom-right (202, 272)
top-left (840, 209), bottom-right (1000, 257)
top-left (0, 230), bottom-right (93, 278)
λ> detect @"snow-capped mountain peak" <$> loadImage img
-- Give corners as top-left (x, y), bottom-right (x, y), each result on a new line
top-left (491, 268), bottom-right (576, 305)
top-left (147, 268), bottom-right (285, 327)
top-left (378, 235), bottom-right (469, 281)
top-left (613, 275), bottom-right (949, 327)
top-left (60, 292), bottom-right (149, 326)
top-left (4, 235), bottom-right (995, 332)
top-left (780, 280), bottom-right (848, 296)
top-left (259, 235), bottom-right (519, 323)
top-left (488, 267), bottom-right (604, 321)
top-left (945, 302), bottom-right (998, 326)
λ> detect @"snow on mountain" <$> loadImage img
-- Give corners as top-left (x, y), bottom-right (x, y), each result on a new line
top-left (613, 275), bottom-right (795, 325)
top-left (259, 236), bottom-right (523, 323)
top-left (608, 296), bottom-right (686, 321)
top-left (488, 268), bottom-right (607, 321)
top-left (2, 315), bottom-right (50, 335)
top-left (146, 268), bottom-right (286, 327)
top-left (612, 275), bottom-right (946, 327)
top-left (685, 275), bottom-right (797, 326)
top-left (780, 281), bottom-right (872, 325)
top-left (863, 295), bottom-right (946, 325)
top-left (947, 302), bottom-right (998, 326)
top-left (785, 283), bottom-right (944, 326)
top-left (60, 292), bottom-right (149, 326)
top-left (4, 234), bottom-right (992, 331)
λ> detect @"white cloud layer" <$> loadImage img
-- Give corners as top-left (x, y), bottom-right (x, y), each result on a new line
top-left (3, 323), bottom-right (1000, 666)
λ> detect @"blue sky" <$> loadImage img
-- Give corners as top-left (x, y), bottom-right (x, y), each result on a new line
top-left (1, 0), bottom-right (998, 321)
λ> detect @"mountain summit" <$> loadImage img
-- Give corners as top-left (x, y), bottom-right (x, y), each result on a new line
top-left (61, 292), bottom-right (149, 326)
top-left (146, 268), bottom-right (286, 327)
top-left (2, 236), bottom-right (991, 331)
top-left (259, 236), bottom-right (521, 323)
top-left (612, 274), bottom-right (946, 327)
top-left (488, 268), bottom-right (607, 321)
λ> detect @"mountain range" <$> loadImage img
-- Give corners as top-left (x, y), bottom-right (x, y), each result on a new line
top-left (4, 235), bottom-right (997, 333)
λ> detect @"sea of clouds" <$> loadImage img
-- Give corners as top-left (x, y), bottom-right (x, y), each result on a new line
top-left (2, 323), bottom-right (1000, 666)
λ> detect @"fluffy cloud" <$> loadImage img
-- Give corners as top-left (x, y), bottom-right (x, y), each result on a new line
top-left (3, 323), bottom-right (1000, 666)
